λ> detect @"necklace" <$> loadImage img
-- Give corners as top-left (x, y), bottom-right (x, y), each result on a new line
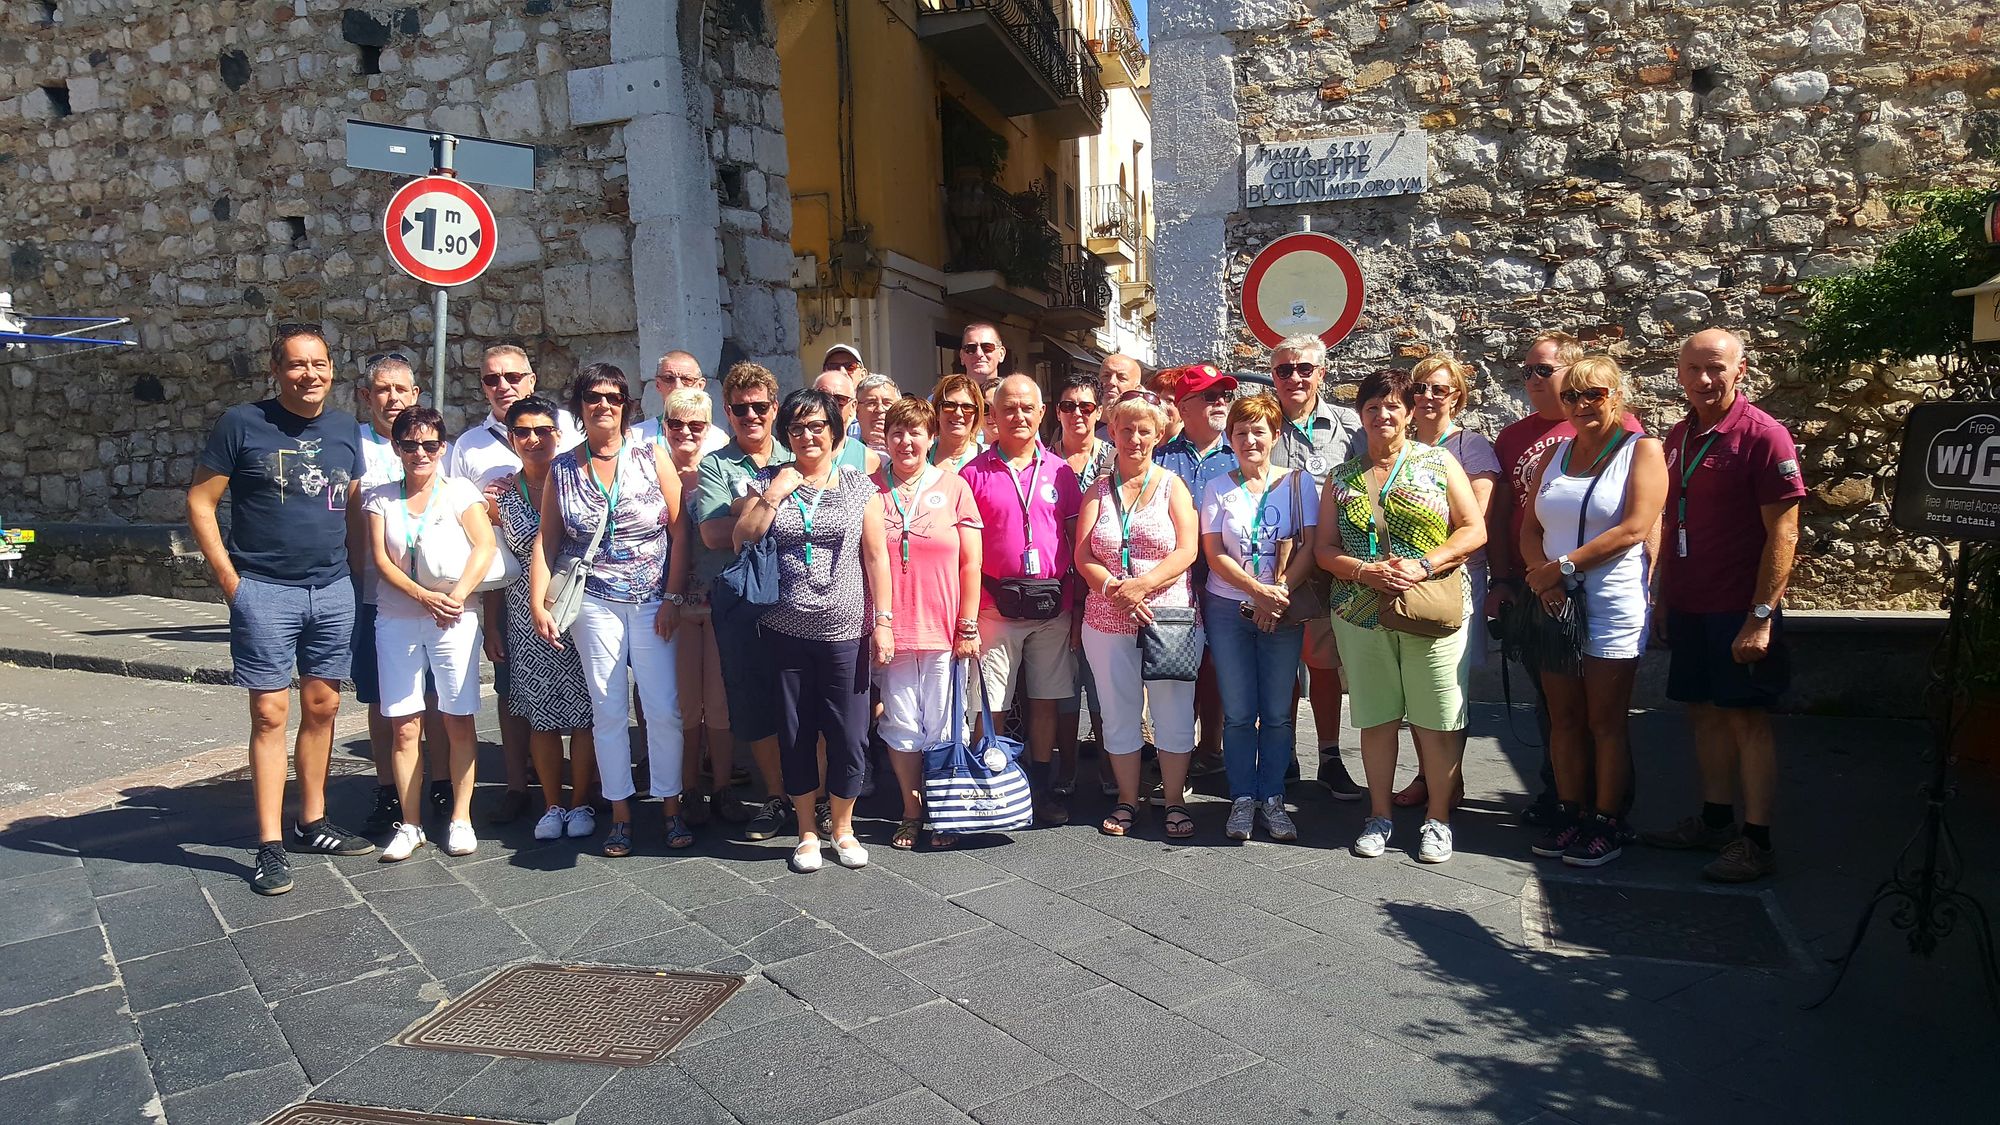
top-left (588, 439), bottom-right (623, 461)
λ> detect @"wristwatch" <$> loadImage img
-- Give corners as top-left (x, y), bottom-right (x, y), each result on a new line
top-left (1751, 602), bottom-right (1775, 620)
top-left (1418, 558), bottom-right (1435, 577)
top-left (874, 611), bottom-right (895, 624)
top-left (1557, 555), bottom-right (1576, 577)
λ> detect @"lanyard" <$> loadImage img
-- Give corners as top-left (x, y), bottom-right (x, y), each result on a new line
top-left (1675, 422), bottom-right (1725, 555)
top-left (794, 469), bottom-right (835, 565)
top-left (886, 466), bottom-right (933, 572)
top-left (590, 448), bottom-right (623, 512)
top-left (1365, 443), bottom-right (1412, 558)
top-left (399, 476), bottom-right (437, 572)
top-left (1108, 465), bottom-right (1153, 576)
top-left (1561, 429), bottom-right (1630, 476)
top-left (1006, 445), bottom-right (1046, 546)
top-left (1234, 470), bottom-right (1272, 578)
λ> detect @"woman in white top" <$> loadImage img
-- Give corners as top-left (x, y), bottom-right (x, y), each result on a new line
top-left (364, 406), bottom-right (498, 862)
top-left (1199, 393), bottom-right (1317, 843)
top-left (1520, 356), bottom-right (1666, 870)
top-left (1396, 354), bottom-right (1503, 810)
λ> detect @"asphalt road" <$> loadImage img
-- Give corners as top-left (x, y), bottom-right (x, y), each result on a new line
top-left (0, 664), bottom-right (257, 802)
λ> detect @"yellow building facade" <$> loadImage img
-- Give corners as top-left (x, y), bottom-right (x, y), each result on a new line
top-left (776, 0), bottom-right (1153, 394)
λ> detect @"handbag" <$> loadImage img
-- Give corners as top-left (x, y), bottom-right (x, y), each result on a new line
top-left (544, 446), bottom-right (623, 634)
top-left (923, 661), bottom-right (1033, 836)
top-left (1137, 605), bottom-right (1202, 681)
top-left (712, 533), bottom-right (780, 628)
top-left (413, 493), bottom-right (520, 594)
top-left (984, 576), bottom-right (1063, 620)
top-left (1366, 454), bottom-right (1465, 638)
top-left (1277, 466), bottom-right (1329, 627)
top-left (1504, 434), bottom-right (1630, 673)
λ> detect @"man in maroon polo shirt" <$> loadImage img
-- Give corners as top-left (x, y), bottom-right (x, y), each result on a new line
top-left (1641, 328), bottom-right (1804, 883)
top-left (1490, 330), bottom-right (1644, 822)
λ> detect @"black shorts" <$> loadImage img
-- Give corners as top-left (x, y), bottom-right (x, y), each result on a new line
top-left (1665, 609), bottom-right (1789, 709)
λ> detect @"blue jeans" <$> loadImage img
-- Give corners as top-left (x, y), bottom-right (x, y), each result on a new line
top-left (1204, 592), bottom-right (1302, 800)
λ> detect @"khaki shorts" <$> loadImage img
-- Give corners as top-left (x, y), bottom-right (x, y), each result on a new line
top-left (977, 610), bottom-right (1077, 710)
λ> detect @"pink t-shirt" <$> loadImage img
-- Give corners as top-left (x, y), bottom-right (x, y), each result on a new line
top-left (962, 443), bottom-right (1083, 613)
top-left (872, 466), bottom-right (983, 652)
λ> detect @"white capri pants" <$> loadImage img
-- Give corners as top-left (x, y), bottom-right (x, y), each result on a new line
top-left (1081, 623), bottom-right (1198, 757)
top-left (375, 609), bottom-right (481, 718)
top-left (573, 594), bottom-right (683, 803)
top-left (875, 650), bottom-right (955, 753)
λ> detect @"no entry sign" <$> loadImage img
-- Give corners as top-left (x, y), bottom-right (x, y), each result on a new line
top-left (1240, 232), bottom-right (1364, 350)
top-left (383, 175), bottom-right (497, 287)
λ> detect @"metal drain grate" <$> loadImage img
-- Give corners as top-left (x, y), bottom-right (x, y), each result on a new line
top-left (1521, 878), bottom-right (1805, 969)
top-left (394, 963), bottom-right (743, 1065)
top-left (264, 1103), bottom-right (534, 1125)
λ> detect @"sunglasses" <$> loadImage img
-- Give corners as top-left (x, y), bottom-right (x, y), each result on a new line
top-left (509, 424), bottom-right (558, 440)
top-left (482, 371), bottom-right (531, 387)
top-left (938, 400), bottom-right (980, 415)
top-left (1412, 384), bottom-right (1455, 400)
top-left (824, 359), bottom-right (861, 371)
top-left (786, 419), bottom-right (832, 439)
top-left (396, 439), bottom-right (445, 455)
top-left (728, 400), bottom-right (773, 418)
top-left (661, 374), bottom-right (705, 389)
top-left (1118, 389), bottom-right (1162, 406)
top-left (365, 350), bottom-right (411, 366)
top-left (1560, 386), bottom-right (1611, 405)
top-left (581, 390), bottom-right (627, 406)
top-left (1272, 362), bottom-right (1318, 379)
top-left (665, 418), bottom-right (709, 435)
top-left (1523, 363), bottom-right (1561, 381)
top-left (823, 393), bottom-right (853, 411)
top-left (959, 341), bottom-right (1000, 354)
top-left (1057, 400), bottom-right (1099, 415)
top-left (1183, 389), bottom-right (1231, 405)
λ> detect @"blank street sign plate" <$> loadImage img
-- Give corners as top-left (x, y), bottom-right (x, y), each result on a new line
top-left (395, 963), bottom-right (744, 1065)
top-left (345, 119), bottom-right (536, 191)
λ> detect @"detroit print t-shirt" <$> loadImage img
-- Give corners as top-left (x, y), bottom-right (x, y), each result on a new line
top-left (198, 399), bottom-right (364, 587)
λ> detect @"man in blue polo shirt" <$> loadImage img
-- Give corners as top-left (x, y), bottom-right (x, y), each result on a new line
top-left (188, 325), bottom-right (376, 895)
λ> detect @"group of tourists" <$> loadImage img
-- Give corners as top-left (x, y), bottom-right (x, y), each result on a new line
top-left (188, 318), bottom-right (1802, 896)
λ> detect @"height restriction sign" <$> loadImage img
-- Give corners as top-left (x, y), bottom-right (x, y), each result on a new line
top-left (383, 175), bottom-right (497, 287)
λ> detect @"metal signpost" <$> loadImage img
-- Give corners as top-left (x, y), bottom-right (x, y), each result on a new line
top-left (345, 120), bottom-right (535, 409)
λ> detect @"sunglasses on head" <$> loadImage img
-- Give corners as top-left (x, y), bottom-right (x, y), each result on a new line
top-left (482, 371), bottom-right (531, 387)
top-left (786, 419), bottom-right (831, 438)
top-left (1118, 389), bottom-right (1162, 406)
top-left (366, 351), bottom-right (411, 366)
top-left (1272, 362), bottom-right (1317, 379)
top-left (581, 390), bottom-right (626, 406)
top-left (959, 341), bottom-right (999, 354)
top-left (665, 418), bottom-right (709, 435)
top-left (728, 400), bottom-right (772, 418)
top-left (1523, 363), bottom-right (1561, 381)
top-left (396, 439), bottom-right (445, 455)
top-left (1560, 386), bottom-right (1611, 405)
top-left (1057, 399), bottom-right (1098, 415)
top-left (509, 424), bottom-right (558, 440)
top-left (1412, 384), bottom-right (1454, 400)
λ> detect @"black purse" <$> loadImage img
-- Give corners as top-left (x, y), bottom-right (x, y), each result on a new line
top-left (1138, 606), bottom-right (1202, 681)
top-left (1502, 435), bottom-right (1629, 677)
top-left (1277, 466), bottom-right (1329, 626)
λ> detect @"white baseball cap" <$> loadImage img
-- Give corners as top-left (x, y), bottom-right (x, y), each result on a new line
top-left (821, 344), bottom-right (864, 370)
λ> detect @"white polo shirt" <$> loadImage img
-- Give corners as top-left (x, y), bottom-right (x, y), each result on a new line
top-left (442, 408), bottom-right (583, 490)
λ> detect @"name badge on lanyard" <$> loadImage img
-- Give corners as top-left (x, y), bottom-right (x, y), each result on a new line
top-left (1009, 447), bottom-right (1046, 577)
top-left (1675, 425), bottom-right (1722, 559)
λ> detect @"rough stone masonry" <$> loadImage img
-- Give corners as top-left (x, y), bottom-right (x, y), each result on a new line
top-left (0, 0), bottom-right (798, 594)
top-left (1152, 0), bottom-right (2000, 608)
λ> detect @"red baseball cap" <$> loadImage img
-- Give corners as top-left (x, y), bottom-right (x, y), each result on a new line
top-left (1166, 364), bottom-right (1239, 401)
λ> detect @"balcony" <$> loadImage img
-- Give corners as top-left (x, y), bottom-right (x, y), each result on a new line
top-left (1085, 183), bottom-right (1138, 266)
top-left (1119, 234), bottom-right (1156, 318)
top-left (1086, 0), bottom-right (1148, 89)
top-left (917, 0), bottom-right (1105, 138)
top-left (944, 179), bottom-right (1056, 319)
top-left (1045, 245), bottom-right (1112, 331)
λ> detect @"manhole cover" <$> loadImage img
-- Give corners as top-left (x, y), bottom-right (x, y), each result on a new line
top-left (265, 1104), bottom-right (534, 1125)
top-left (394, 963), bottom-right (743, 1065)
top-left (1520, 878), bottom-right (1805, 969)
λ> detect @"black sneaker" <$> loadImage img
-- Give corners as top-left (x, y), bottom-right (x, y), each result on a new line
top-left (487, 788), bottom-right (530, 826)
top-left (1562, 815), bottom-right (1624, 868)
top-left (1318, 752), bottom-right (1363, 801)
top-left (1530, 803), bottom-right (1585, 858)
top-left (251, 843), bottom-right (294, 896)
top-left (428, 779), bottom-right (452, 815)
top-left (364, 785), bottom-right (402, 832)
top-left (292, 818), bottom-right (378, 856)
top-left (1521, 792), bottom-right (1563, 826)
top-left (745, 796), bottom-right (792, 841)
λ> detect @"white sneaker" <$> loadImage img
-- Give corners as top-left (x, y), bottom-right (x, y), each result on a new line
top-left (1261, 796), bottom-right (1299, 842)
top-left (1353, 816), bottom-right (1394, 859)
top-left (832, 835), bottom-right (869, 869)
top-left (789, 839), bottom-right (823, 873)
top-left (443, 819), bottom-right (478, 857)
top-left (1417, 819), bottom-right (1454, 864)
top-left (1224, 796), bottom-right (1256, 841)
top-left (533, 806), bottom-right (566, 842)
top-left (379, 822), bottom-right (425, 863)
top-left (565, 804), bottom-right (597, 838)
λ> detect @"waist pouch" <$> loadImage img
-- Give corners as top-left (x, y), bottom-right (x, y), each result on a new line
top-left (984, 576), bottom-right (1064, 621)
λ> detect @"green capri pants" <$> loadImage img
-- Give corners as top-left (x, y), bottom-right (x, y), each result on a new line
top-left (1329, 614), bottom-right (1470, 732)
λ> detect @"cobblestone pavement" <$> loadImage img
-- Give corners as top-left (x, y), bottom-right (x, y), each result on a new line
top-left (0, 615), bottom-right (1993, 1123)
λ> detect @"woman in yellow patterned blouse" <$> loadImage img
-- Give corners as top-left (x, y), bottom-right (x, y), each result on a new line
top-left (1314, 368), bottom-right (1486, 864)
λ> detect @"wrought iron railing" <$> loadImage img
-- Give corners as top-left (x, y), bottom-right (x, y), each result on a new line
top-left (1050, 244), bottom-right (1114, 312)
top-left (1088, 0), bottom-right (1148, 77)
top-left (1059, 28), bottom-right (1108, 128)
top-left (1132, 233), bottom-right (1153, 286)
top-left (1086, 184), bottom-right (1139, 244)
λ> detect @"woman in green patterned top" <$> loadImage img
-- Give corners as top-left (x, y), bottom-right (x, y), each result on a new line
top-left (1314, 368), bottom-right (1486, 865)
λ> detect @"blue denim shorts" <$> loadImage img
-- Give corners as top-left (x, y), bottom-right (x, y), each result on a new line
top-left (229, 576), bottom-right (355, 691)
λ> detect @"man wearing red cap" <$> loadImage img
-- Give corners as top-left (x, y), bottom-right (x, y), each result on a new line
top-left (1154, 364), bottom-right (1240, 774)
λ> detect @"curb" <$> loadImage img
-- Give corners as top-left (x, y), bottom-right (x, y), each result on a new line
top-left (0, 645), bottom-right (235, 685)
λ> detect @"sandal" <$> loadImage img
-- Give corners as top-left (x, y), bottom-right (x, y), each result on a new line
top-left (602, 821), bottom-right (633, 858)
top-left (928, 830), bottom-right (958, 849)
top-left (1163, 804), bottom-right (1195, 840)
top-left (664, 813), bottom-right (694, 849)
top-left (1392, 776), bottom-right (1429, 809)
top-left (1099, 802), bottom-right (1137, 837)
top-left (891, 819), bottom-right (921, 850)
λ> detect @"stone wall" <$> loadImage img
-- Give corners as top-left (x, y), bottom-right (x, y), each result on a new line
top-left (0, 0), bottom-right (795, 539)
top-left (1152, 0), bottom-right (1998, 608)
